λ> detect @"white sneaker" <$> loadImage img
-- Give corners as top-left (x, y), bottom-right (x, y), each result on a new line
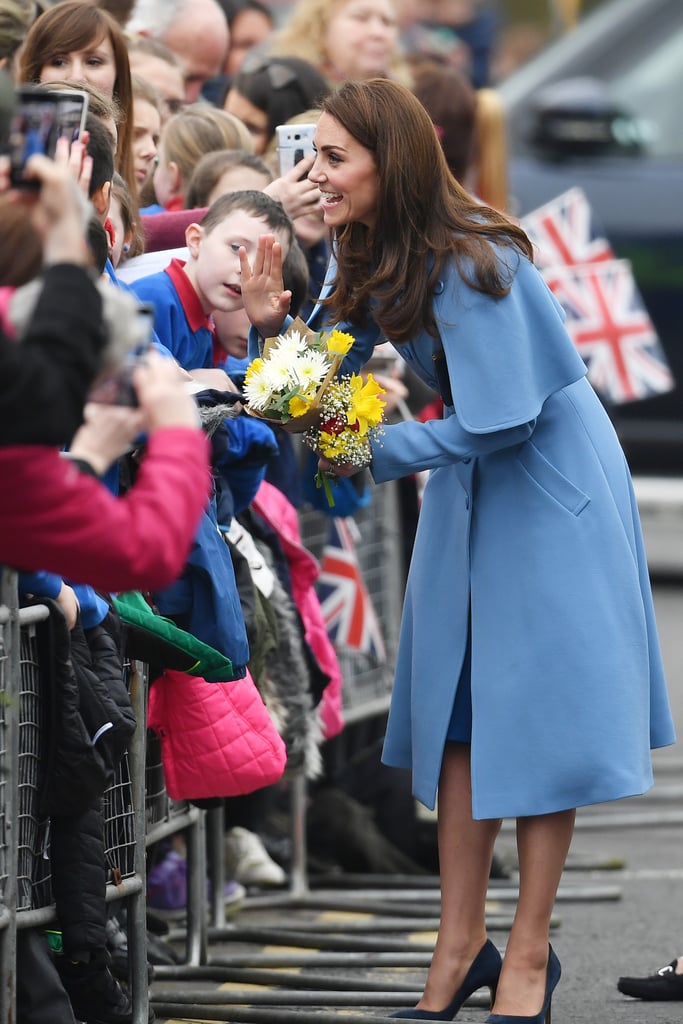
top-left (224, 826), bottom-right (287, 887)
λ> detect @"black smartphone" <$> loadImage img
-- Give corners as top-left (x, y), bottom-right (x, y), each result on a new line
top-left (7, 86), bottom-right (89, 189)
top-left (276, 123), bottom-right (316, 178)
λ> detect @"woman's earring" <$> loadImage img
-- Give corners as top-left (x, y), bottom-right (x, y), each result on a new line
top-left (122, 243), bottom-right (130, 253)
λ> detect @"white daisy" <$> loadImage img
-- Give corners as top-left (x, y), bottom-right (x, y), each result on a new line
top-left (292, 349), bottom-right (329, 389)
top-left (275, 330), bottom-right (308, 356)
top-left (263, 360), bottom-right (297, 392)
top-left (243, 372), bottom-right (275, 410)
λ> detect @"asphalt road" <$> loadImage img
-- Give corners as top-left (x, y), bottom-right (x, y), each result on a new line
top-left (153, 578), bottom-right (683, 1024)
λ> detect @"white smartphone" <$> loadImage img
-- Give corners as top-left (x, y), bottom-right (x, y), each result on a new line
top-left (276, 122), bottom-right (316, 178)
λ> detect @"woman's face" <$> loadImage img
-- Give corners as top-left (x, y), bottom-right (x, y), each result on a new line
top-left (133, 98), bottom-right (161, 191)
top-left (308, 111), bottom-right (379, 229)
top-left (223, 88), bottom-right (269, 154)
top-left (38, 33), bottom-right (117, 97)
top-left (323, 0), bottom-right (399, 81)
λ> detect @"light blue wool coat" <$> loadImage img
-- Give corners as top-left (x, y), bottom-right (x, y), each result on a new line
top-left (250, 249), bottom-right (676, 819)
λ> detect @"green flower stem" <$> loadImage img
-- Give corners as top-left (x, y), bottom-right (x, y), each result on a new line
top-left (315, 469), bottom-right (336, 508)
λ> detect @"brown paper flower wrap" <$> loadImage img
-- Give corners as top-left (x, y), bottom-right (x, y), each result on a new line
top-left (243, 317), bottom-right (348, 433)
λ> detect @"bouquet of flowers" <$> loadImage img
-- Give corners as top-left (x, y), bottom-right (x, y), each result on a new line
top-left (244, 317), bottom-right (386, 506)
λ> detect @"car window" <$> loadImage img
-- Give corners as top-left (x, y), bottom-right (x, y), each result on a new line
top-left (610, 25), bottom-right (683, 158)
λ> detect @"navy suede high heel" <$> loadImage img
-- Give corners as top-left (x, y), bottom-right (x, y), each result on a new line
top-left (485, 945), bottom-right (561, 1024)
top-left (391, 938), bottom-right (502, 1021)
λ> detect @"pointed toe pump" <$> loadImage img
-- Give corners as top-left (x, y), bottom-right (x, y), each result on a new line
top-left (486, 945), bottom-right (561, 1024)
top-left (391, 938), bottom-right (502, 1021)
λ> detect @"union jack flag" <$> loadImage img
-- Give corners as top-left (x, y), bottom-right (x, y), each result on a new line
top-left (543, 259), bottom-right (675, 404)
top-left (521, 187), bottom-right (615, 270)
top-left (316, 517), bottom-right (386, 661)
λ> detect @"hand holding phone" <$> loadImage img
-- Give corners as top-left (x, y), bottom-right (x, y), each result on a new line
top-left (8, 86), bottom-right (89, 190)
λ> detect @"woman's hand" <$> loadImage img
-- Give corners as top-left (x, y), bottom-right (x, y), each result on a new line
top-left (70, 401), bottom-right (146, 476)
top-left (188, 367), bottom-right (240, 393)
top-left (19, 136), bottom-right (93, 266)
top-left (240, 234), bottom-right (291, 338)
top-left (265, 157), bottom-right (320, 221)
top-left (318, 455), bottom-right (367, 478)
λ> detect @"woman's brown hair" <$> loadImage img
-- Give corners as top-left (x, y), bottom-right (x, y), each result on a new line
top-left (19, 0), bottom-right (136, 196)
top-left (320, 78), bottom-right (532, 345)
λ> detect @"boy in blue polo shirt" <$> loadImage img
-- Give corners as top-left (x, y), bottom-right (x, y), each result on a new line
top-left (130, 191), bottom-right (295, 371)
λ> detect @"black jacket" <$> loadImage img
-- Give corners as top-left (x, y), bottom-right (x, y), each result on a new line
top-left (0, 263), bottom-right (106, 445)
top-left (34, 600), bottom-right (136, 818)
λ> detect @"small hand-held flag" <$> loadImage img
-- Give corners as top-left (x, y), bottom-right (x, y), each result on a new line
top-left (316, 517), bottom-right (386, 661)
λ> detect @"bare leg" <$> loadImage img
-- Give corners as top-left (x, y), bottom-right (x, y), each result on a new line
top-left (417, 742), bottom-right (502, 1011)
top-left (490, 809), bottom-right (575, 1016)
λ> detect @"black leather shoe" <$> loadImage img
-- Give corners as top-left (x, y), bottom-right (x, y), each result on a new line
top-left (618, 959), bottom-right (683, 1000)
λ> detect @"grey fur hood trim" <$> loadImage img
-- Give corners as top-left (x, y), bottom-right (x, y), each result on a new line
top-left (10, 276), bottom-right (150, 377)
top-left (256, 537), bottom-right (324, 780)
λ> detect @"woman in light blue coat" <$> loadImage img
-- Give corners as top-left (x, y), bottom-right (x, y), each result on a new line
top-left (242, 79), bottom-right (675, 1024)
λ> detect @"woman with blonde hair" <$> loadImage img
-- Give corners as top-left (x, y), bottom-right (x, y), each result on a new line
top-left (472, 87), bottom-right (508, 212)
top-left (19, 0), bottom-right (136, 197)
top-left (266, 0), bottom-right (412, 87)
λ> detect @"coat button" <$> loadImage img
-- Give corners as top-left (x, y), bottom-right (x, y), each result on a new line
top-left (434, 280), bottom-right (444, 294)
top-left (463, 457), bottom-right (471, 464)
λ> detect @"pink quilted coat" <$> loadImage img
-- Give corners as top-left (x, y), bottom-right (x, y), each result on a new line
top-left (148, 668), bottom-right (287, 800)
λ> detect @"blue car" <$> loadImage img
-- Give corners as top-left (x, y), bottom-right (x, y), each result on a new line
top-left (499, 0), bottom-right (683, 475)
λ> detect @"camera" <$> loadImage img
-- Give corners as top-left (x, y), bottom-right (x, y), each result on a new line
top-left (7, 85), bottom-right (89, 189)
top-left (88, 304), bottom-right (155, 407)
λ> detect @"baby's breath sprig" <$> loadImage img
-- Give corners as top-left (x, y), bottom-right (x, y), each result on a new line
top-left (303, 373), bottom-right (386, 507)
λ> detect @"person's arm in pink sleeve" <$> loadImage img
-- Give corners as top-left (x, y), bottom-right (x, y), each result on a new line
top-left (0, 428), bottom-right (211, 591)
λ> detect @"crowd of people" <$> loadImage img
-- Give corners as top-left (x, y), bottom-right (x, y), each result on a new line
top-left (0, 1), bottom-right (677, 1023)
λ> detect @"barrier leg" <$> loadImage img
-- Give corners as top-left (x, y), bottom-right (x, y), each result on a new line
top-left (0, 571), bottom-right (18, 1024)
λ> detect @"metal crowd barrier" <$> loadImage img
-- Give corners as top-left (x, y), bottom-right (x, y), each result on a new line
top-left (0, 569), bottom-right (155, 1024)
top-left (203, 480), bottom-right (406, 918)
top-left (0, 478), bottom-right (412, 1021)
top-left (0, 571), bottom-right (16, 1024)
